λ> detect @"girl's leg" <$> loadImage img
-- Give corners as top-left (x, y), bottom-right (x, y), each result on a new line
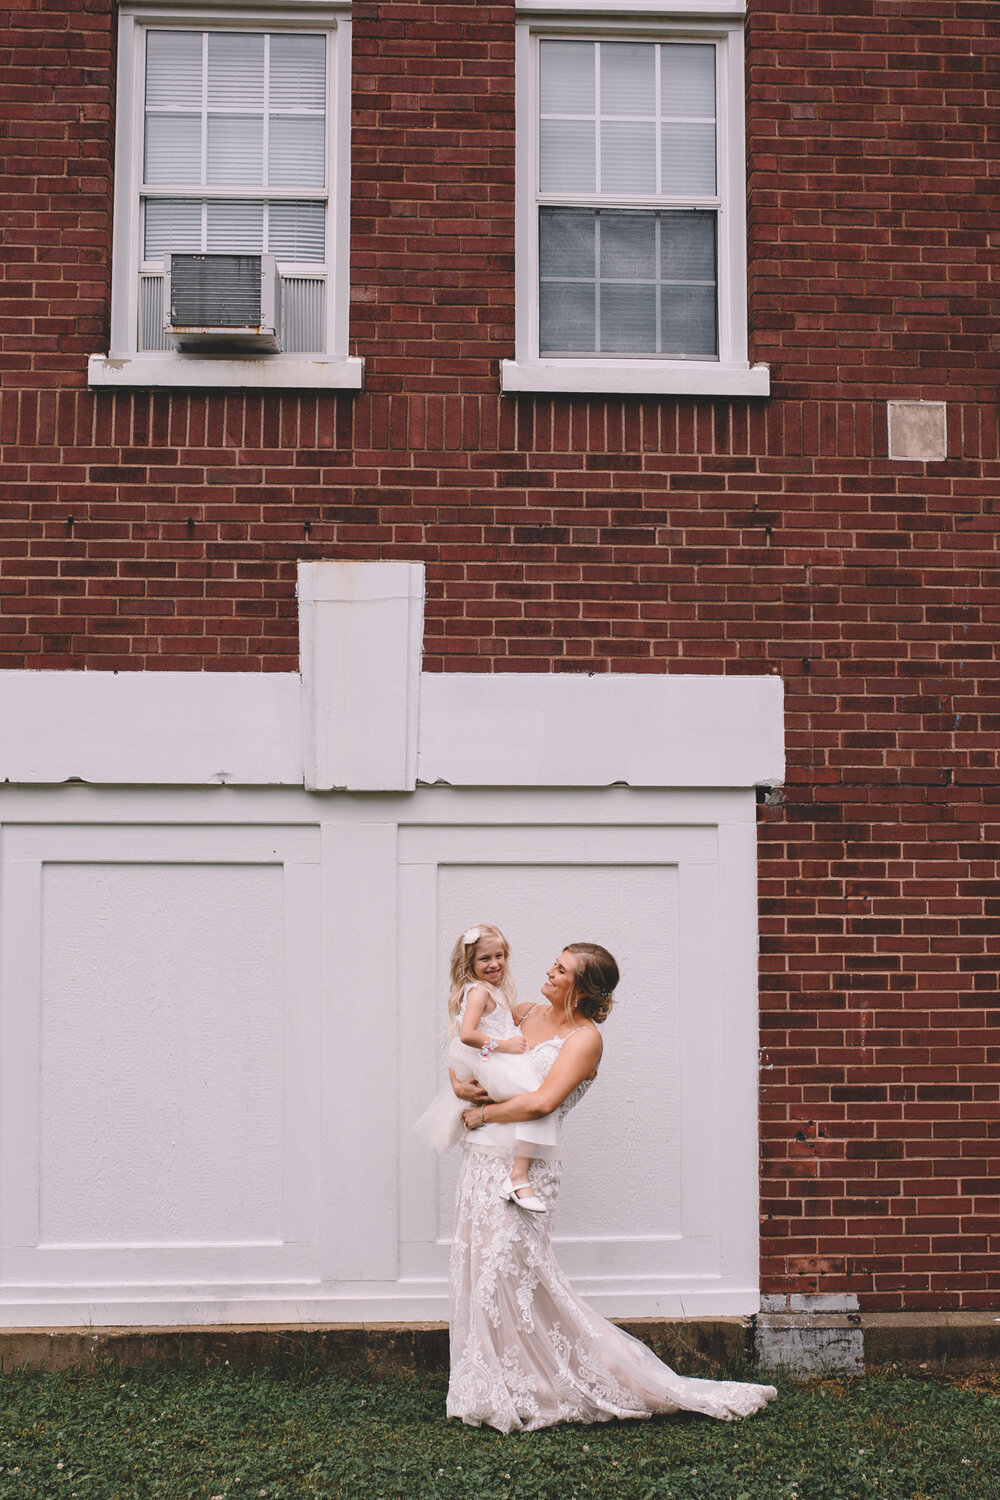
top-left (501, 1149), bottom-right (546, 1212)
top-left (475, 1053), bottom-right (551, 1210)
top-left (509, 1150), bottom-right (535, 1189)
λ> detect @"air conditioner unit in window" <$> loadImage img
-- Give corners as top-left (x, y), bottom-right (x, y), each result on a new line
top-left (163, 253), bottom-right (281, 351)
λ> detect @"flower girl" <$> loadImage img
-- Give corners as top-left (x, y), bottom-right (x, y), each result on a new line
top-left (412, 924), bottom-right (557, 1212)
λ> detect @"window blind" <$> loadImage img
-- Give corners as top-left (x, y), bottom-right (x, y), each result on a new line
top-left (142, 29), bottom-right (327, 257)
top-left (539, 39), bottom-right (716, 198)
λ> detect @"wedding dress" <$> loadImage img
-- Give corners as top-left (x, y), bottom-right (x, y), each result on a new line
top-left (447, 1031), bottom-right (777, 1432)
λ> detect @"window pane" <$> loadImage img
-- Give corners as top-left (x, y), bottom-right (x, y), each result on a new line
top-left (268, 201), bottom-right (326, 260)
top-left (144, 199), bottom-right (203, 257)
top-left (539, 282), bottom-right (596, 353)
top-left (661, 211), bottom-right (717, 356)
top-left (600, 211), bottom-right (655, 278)
top-left (146, 31), bottom-right (202, 111)
top-left (601, 283), bottom-right (657, 353)
top-left (600, 43), bottom-right (654, 116)
top-left (661, 211), bottom-right (716, 281)
top-left (540, 208), bottom-right (595, 278)
top-left (270, 34), bottom-right (326, 111)
top-left (539, 208), bottom-right (717, 357)
top-left (539, 40), bottom-right (594, 114)
top-left (144, 115), bottom-right (201, 185)
top-left (540, 120), bottom-right (595, 194)
top-left (207, 116), bottom-right (263, 185)
top-left (207, 33), bottom-right (264, 110)
top-left (661, 283), bottom-right (717, 356)
top-left (661, 122), bottom-right (716, 195)
top-left (206, 200), bottom-right (264, 253)
top-left (601, 121), bottom-right (655, 194)
top-left (269, 117), bottom-right (325, 188)
top-left (661, 43), bottom-right (715, 118)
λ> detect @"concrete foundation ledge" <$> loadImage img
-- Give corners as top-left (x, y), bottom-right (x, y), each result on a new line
top-left (0, 1319), bottom-right (749, 1377)
top-left (0, 1311), bottom-right (996, 1379)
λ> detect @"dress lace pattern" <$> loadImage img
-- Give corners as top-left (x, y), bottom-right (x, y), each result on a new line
top-left (447, 1035), bottom-right (777, 1433)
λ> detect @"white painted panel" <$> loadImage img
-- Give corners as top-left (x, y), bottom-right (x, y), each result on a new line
top-left (396, 812), bottom-right (754, 1315)
top-left (0, 670), bottom-right (302, 787)
top-left (0, 819), bottom-right (323, 1294)
top-left (38, 862), bottom-right (284, 1247)
top-left (432, 862), bottom-right (682, 1247)
top-left (298, 560), bottom-right (424, 791)
top-left (417, 672), bottom-right (785, 790)
top-left (399, 822), bottom-right (716, 865)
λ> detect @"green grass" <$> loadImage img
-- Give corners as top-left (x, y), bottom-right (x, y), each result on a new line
top-left (0, 1360), bottom-right (996, 1500)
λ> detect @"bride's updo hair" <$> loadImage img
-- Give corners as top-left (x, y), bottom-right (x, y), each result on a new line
top-left (564, 942), bottom-right (619, 1024)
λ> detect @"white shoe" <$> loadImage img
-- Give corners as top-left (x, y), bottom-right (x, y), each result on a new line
top-left (501, 1174), bottom-right (547, 1213)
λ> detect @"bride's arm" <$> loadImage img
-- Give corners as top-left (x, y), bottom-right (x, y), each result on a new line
top-left (462, 1031), bottom-right (602, 1129)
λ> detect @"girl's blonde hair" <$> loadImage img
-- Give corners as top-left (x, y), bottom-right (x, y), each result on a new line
top-left (447, 923), bottom-right (515, 1038)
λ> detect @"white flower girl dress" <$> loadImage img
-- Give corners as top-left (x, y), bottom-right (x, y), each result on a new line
top-left (412, 986), bottom-right (558, 1158)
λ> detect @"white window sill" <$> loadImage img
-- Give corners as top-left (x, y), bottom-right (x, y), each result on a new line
top-left (88, 353), bottom-right (364, 392)
top-left (500, 359), bottom-right (770, 399)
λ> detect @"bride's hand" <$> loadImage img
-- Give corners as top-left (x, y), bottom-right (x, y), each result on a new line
top-left (462, 1106), bottom-right (486, 1131)
top-left (451, 1073), bottom-right (488, 1104)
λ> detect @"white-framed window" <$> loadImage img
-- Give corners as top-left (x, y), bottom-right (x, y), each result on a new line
top-left (89, 1), bottom-right (362, 391)
top-left (502, 0), bottom-right (768, 398)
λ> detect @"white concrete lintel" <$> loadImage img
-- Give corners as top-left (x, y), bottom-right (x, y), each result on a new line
top-left (0, 670), bottom-right (302, 787)
top-left (417, 672), bottom-right (785, 789)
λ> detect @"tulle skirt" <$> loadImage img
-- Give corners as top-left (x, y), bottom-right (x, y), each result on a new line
top-left (412, 1038), bottom-right (559, 1155)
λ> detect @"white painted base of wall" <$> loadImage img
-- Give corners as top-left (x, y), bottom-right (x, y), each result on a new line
top-left (0, 562), bottom-right (785, 1330)
top-left (0, 784), bottom-right (764, 1328)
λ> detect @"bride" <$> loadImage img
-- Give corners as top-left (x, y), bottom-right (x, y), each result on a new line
top-left (448, 941), bottom-right (777, 1432)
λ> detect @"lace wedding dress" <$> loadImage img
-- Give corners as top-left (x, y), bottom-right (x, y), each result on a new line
top-left (447, 1033), bottom-right (777, 1432)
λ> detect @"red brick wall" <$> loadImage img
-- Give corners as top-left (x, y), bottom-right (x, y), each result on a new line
top-left (749, 0), bottom-right (1000, 1311)
top-left (0, 0), bottom-right (997, 1307)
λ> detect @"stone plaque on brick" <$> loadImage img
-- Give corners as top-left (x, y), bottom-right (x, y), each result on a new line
top-left (887, 401), bottom-right (947, 461)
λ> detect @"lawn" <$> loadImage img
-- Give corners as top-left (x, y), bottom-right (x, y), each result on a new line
top-left (0, 1359), bottom-right (996, 1500)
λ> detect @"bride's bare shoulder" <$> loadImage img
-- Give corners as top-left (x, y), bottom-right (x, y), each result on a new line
top-left (514, 1000), bottom-right (551, 1028)
top-left (568, 1024), bottom-right (603, 1054)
